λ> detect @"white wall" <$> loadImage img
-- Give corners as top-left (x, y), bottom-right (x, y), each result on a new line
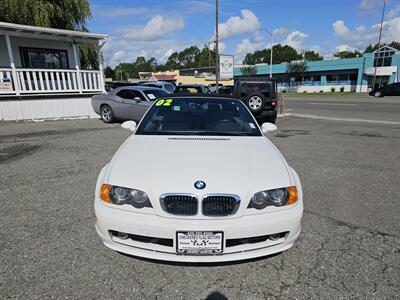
top-left (0, 36), bottom-right (77, 68)
top-left (278, 84), bottom-right (360, 93)
top-left (0, 97), bottom-right (98, 121)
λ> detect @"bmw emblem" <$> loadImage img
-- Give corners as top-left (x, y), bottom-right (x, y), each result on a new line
top-left (194, 181), bottom-right (206, 190)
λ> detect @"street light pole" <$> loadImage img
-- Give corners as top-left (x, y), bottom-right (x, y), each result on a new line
top-left (261, 28), bottom-right (274, 78)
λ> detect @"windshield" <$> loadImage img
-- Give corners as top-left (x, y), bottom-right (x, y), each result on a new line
top-left (143, 89), bottom-right (169, 100)
top-left (136, 97), bottom-right (262, 136)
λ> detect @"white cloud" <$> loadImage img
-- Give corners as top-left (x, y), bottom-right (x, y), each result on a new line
top-left (110, 50), bottom-right (127, 62)
top-left (234, 28), bottom-right (312, 63)
top-left (388, 4), bottom-right (400, 17)
top-left (332, 17), bottom-right (400, 49)
top-left (359, 0), bottom-right (384, 10)
top-left (235, 39), bottom-right (264, 56)
top-left (104, 37), bottom-right (192, 67)
top-left (283, 31), bottom-right (309, 51)
top-left (310, 45), bottom-right (324, 55)
top-left (96, 7), bottom-right (146, 17)
top-left (335, 44), bottom-right (356, 52)
top-left (217, 9), bottom-right (262, 40)
top-left (185, 1), bottom-right (214, 13)
top-left (102, 15), bottom-right (188, 67)
top-left (123, 16), bottom-right (184, 41)
top-left (253, 31), bottom-right (266, 43)
top-left (272, 27), bottom-right (291, 37)
top-left (234, 34), bottom-right (270, 64)
top-left (159, 49), bottom-right (175, 64)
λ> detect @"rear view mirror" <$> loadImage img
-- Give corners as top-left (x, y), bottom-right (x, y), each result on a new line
top-left (261, 122), bottom-right (277, 134)
top-left (121, 120), bottom-right (137, 132)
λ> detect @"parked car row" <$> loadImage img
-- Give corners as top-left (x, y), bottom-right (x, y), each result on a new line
top-left (95, 78), bottom-right (278, 124)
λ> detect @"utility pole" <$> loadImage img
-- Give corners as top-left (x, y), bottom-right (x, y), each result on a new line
top-left (215, 0), bottom-right (219, 93)
top-left (372, 1), bottom-right (386, 89)
top-left (260, 28), bottom-right (274, 78)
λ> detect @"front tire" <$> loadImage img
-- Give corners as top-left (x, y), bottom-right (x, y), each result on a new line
top-left (374, 91), bottom-right (382, 97)
top-left (100, 105), bottom-right (115, 123)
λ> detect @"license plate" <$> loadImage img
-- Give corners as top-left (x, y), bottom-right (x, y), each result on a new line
top-left (176, 231), bottom-right (223, 255)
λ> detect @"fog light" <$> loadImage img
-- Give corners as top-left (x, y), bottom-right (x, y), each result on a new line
top-left (117, 232), bottom-right (129, 240)
top-left (269, 233), bottom-right (284, 241)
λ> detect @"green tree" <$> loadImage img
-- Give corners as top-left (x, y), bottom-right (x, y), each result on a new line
top-left (104, 66), bottom-right (115, 80)
top-left (240, 65), bottom-right (257, 76)
top-left (164, 45), bottom-right (216, 70)
top-left (304, 50), bottom-right (323, 61)
top-left (286, 61), bottom-right (308, 89)
top-left (195, 45), bottom-right (215, 68)
top-left (243, 44), bottom-right (302, 65)
top-left (334, 50), bottom-right (362, 59)
top-left (0, 0), bottom-right (91, 30)
top-left (389, 41), bottom-right (400, 51)
top-left (0, 0), bottom-right (97, 69)
top-left (165, 51), bottom-right (179, 70)
top-left (364, 42), bottom-right (400, 52)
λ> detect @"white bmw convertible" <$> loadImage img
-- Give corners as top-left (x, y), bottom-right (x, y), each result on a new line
top-left (94, 96), bottom-right (303, 262)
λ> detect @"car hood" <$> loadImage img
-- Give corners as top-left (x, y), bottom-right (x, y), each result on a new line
top-left (107, 135), bottom-right (292, 201)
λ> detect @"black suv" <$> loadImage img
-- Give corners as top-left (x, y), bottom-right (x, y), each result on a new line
top-left (229, 78), bottom-right (278, 123)
top-left (369, 82), bottom-right (400, 97)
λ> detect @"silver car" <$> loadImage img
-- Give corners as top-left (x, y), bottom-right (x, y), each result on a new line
top-left (91, 86), bottom-right (169, 123)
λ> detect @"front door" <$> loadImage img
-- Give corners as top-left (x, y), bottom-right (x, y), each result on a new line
top-left (119, 90), bottom-right (151, 121)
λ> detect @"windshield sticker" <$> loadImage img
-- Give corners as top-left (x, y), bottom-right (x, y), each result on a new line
top-left (249, 123), bottom-right (256, 129)
top-left (147, 93), bottom-right (156, 100)
top-left (155, 99), bottom-right (173, 107)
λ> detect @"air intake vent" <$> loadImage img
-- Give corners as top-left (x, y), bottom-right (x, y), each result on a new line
top-left (168, 137), bottom-right (230, 141)
top-left (202, 195), bottom-right (240, 216)
top-left (160, 194), bottom-right (198, 216)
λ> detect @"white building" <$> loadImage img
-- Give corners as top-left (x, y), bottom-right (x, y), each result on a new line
top-left (0, 22), bottom-right (108, 121)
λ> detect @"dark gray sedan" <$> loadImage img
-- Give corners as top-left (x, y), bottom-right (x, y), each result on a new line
top-left (91, 86), bottom-right (169, 123)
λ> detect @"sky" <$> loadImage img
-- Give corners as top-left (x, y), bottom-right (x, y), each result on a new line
top-left (87, 0), bottom-right (400, 67)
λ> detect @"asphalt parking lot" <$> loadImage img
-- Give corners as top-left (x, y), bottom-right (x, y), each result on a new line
top-left (1, 111), bottom-right (400, 298)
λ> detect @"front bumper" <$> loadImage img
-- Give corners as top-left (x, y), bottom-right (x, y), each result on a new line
top-left (95, 199), bottom-right (303, 263)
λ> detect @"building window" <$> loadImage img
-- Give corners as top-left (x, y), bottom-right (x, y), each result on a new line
top-left (20, 47), bottom-right (69, 69)
top-left (373, 47), bottom-right (395, 67)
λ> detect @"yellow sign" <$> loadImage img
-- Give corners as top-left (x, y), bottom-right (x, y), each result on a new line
top-left (155, 99), bottom-right (173, 107)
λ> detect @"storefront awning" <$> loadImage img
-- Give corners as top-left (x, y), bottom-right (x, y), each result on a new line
top-left (364, 66), bottom-right (397, 76)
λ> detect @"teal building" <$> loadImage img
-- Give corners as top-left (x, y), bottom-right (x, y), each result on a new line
top-left (234, 46), bottom-right (400, 93)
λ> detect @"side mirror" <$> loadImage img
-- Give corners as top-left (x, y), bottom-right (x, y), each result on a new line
top-left (121, 120), bottom-right (137, 132)
top-left (261, 122), bottom-right (277, 134)
top-left (134, 97), bottom-right (142, 102)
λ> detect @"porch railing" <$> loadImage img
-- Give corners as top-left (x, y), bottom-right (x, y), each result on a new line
top-left (0, 68), bottom-right (104, 95)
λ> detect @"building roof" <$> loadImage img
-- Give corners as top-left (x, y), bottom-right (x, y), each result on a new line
top-left (0, 22), bottom-right (108, 42)
top-left (153, 74), bottom-right (176, 80)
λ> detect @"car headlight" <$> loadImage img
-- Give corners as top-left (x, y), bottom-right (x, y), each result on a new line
top-left (248, 186), bottom-right (298, 209)
top-left (100, 184), bottom-right (152, 208)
